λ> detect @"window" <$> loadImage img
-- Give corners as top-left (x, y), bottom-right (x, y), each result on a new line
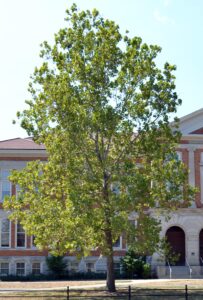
top-left (16, 223), bottom-right (25, 248)
top-left (16, 185), bottom-right (22, 200)
top-left (0, 262), bottom-right (9, 275)
top-left (32, 262), bottom-right (41, 275)
top-left (1, 219), bottom-right (10, 247)
top-left (31, 235), bottom-right (37, 248)
top-left (16, 262), bottom-right (25, 276)
top-left (176, 151), bottom-right (182, 161)
top-left (86, 262), bottom-right (94, 272)
top-left (113, 236), bottom-right (122, 249)
top-left (69, 262), bottom-right (78, 273)
top-left (0, 170), bottom-right (11, 202)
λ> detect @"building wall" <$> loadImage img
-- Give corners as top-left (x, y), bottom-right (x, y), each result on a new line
top-left (0, 156), bottom-right (126, 275)
top-left (152, 140), bottom-right (203, 270)
top-left (1, 130), bottom-right (203, 275)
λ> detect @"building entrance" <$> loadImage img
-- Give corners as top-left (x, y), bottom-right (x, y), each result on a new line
top-left (166, 226), bottom-right (185, 265)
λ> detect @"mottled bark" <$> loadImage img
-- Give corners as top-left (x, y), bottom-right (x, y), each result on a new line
top-left (103, 171), bottom-right (116, 292)
top-left (106, 252), bottom-right (116, 292)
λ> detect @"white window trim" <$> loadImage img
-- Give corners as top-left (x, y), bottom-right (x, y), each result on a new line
top-left (0, 219), bottom-right (11, 249)
top-left (69, 261), bottom-right (79, 272)
top-left (15, 223), bottom-right (27, 249)
top-left (86, 262), bottom-right (95, 272)
top-left (176, 151), bottom-right (182, 161)
top-left (15, 261), bottom-right (26, 276)
top-left (0, 261), bottom-right (10, 276)
top-left (31, 261), bottom-right (41, 274)
top-left (31, 236), bottom-right (37, 249)
top-left (0, 169), bottom-right (12, 203)
top-left (113, 236), bottom-right (122, 250)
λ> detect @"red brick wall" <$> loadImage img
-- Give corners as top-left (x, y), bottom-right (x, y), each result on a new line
top-left (182, 149), bottom-right (189, 168)
top-left (11, 221), bottom-right (15, 248)
top-left (0, 249), bottom-right (48, 256)
top-left (0, 156), bottom-right (49, 256)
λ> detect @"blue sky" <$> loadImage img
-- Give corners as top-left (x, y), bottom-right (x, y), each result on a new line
top-left (0, 0), bottom-right (202, 140)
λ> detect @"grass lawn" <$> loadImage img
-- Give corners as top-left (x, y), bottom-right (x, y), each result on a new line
top-left (131, 279), bottom-right (203, 289)
top-left (0, 279), bottom-right (203, 299)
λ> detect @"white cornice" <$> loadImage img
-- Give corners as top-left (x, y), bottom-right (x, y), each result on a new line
top-left (179, 108), bottom-right (203, 124)
top-left (181, 135), bottom-right (203, 141)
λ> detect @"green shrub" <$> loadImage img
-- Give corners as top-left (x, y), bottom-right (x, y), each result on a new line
top-left (142, 263), bottom-right (151, 279)
top-left (46, 255), bottom-right (67, 276)
top-left (121, 250), bottom-right (151, 279)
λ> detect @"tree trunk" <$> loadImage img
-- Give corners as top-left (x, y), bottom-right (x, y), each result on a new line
top-left (102, 171), bottom-right (116, 292)
top-left (106, 251), bottom-right (116, 292)
top-left (105, 228), bottom-right (116, 292)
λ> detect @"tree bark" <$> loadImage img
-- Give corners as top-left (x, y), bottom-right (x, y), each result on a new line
top-left (106, 251), bottom-right (116, 292)
top-left (102, 171), bottom-right (116, 292)
top-left (105, 228), bottom-right (116, 292)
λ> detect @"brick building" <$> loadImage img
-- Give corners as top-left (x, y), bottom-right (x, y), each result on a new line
top-left (152, 108), bottom-right (203, 278)
top-left (0, 108), bottom-right (203, 277)
top-left (0, 137), bottom-right (125, 275)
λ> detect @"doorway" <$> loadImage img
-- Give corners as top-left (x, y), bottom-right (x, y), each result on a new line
top-left (166, 226), bottom-right (185, 265)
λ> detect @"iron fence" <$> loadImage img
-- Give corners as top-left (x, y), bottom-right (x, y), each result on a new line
top-left (0, 285), bottom-right (202, 299)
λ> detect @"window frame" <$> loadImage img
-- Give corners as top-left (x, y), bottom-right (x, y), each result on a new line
top-left (176, 151), bottom-right (182, 161)
top-left (15, 223), bottom-right (26, 249)
top-left (31, 262), bottom-right (41, 275)
top-left (31, 235), bottom-right (37, 249)
top-left (86, 262), bottom-right (95, 273)
top-left (16, 262), bottom-right (25, 276)
top-left (69, 261), bottom-right (79, 273)
top-left (0, 219), bottom-right (11, 248)
top-left (0, 169), bottom-right (11, 203)
top-left (0, 261), bottom-right (9, 276)
top-left (113, 236), bottom-right (122, 250)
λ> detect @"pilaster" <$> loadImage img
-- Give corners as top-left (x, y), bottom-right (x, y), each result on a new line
top-left (186, 233), bottom-right (199, 266)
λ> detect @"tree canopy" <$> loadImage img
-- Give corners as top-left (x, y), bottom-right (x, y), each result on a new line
top-left (5, 4), bottom-right (194, 291)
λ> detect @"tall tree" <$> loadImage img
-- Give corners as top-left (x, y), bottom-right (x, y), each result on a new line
top-left (5, 4), bottom-right (194, 291)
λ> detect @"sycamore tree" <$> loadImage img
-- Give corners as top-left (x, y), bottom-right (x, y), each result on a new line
top-left (4, 4), bottom-right (194, 292)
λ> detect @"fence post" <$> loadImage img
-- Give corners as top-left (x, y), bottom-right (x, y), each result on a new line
top-left (67, 286), bottom-right (69, 300)
top-left (128, 285), bottom-right (131, 300)
top-left (185, 285), bottom-right (188, 300)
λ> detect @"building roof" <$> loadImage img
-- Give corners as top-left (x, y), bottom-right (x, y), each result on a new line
top-left (178, 108), bottom-right (203, 138)
top-left (0, 138), bottom-right (45, 150)
top-left (179, 108), bottom-right (203, 124)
